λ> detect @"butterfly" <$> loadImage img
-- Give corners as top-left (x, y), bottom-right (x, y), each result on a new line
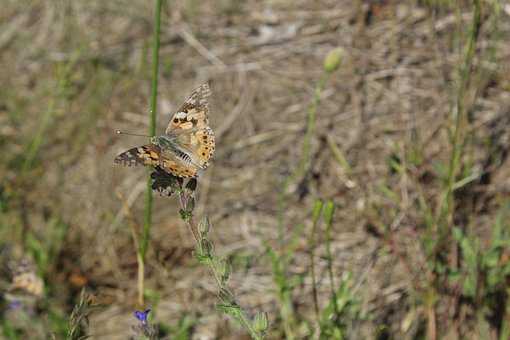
top-left (8, 258), bottom-right (44, 298)
top-left (115, 83), bottom-right (215, 178)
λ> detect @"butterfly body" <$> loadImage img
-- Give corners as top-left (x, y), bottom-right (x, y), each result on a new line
top-left (153, 135), bottom-right (201, 168)
top-left (115, 83), bottom-right (215, 178)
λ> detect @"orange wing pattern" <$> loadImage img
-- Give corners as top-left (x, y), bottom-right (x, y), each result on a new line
top-left (165, 83), bottom-right (211, 134)
top-left (115, 83), bottom-right (215, 179)
top-left (114, 144), bottom-right (161, 167)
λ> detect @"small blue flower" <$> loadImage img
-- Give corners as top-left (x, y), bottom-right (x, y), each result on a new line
top-left (134, 308), bottom-right (151, 325)
top-left (8, 300), bottom-right (23, 310)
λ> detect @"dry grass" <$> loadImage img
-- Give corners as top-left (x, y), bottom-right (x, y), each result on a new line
top-left (1, 0), bottom-right (510, 339)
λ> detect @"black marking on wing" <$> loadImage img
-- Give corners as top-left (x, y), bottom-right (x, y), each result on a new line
top-left (114, 148), bottom-right (143, 166)
top-left (150, 166), bottom-right (183, 196)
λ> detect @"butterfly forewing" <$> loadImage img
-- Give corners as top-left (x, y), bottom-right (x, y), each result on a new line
top-left (164, 82), bottom-right (215, 171)
top-left (114, 144), bottom-right (161, 167)
top-left (165, 83), bottom-right (211, 134)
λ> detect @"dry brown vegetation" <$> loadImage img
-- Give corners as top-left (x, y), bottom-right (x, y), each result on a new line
top-left (1, 0), bottom-right (510, 339)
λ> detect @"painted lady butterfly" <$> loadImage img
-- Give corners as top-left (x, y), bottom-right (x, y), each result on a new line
top-left (115, 83), bottom-right (215, 178)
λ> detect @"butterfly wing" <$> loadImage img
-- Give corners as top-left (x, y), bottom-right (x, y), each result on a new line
top-left (165, 83), bottom-right (211, 134)
top-left (150, 166), bottom-right (182, 196)
top-left (115, 83), bottom-right (214, 178)
top-left (170, 126), bottom-right (215, 169)
top-left (114, 144), bottom-right (161, 167)
top-left (159, 148), bottom-right (201, 177)
top-left (115, 143), bottom-right (201, 178)
top-left (9, 259), bottom-right (44, 297)
top-left (164, 83), bottom-right (215, 170)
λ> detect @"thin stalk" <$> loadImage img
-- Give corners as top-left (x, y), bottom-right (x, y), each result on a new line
top-left (442, 0), bottom-right (481, 229)
top-left (177, 189), bottom-right (264, 340)
top-left (141, 0), bottom-right (163, 261)
top-left (323, 201), bottom-right (339, 322)
top-left (139, 0), bottom-right (163, 306)
top-left (430, 4), bottom-right (482, 338)
top-left (148, 0), bottom-right (162, 139)
top-left (178, 192), bottom-right (200, 244)
top-left (137, 253), bottom-right (145, 307)
top-left (275, 71), bottom-right (333, 340)
top-left (309, 200), bottom-right (324, 323)
top-left (232, 310), bottom-right (263, 340)
top-left (277, 73), bottom-right (330, 243)
top-left (300, 74), bottom-right (329, 178)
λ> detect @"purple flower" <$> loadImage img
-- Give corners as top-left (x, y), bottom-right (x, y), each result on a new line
top-left (134, 308), bottom-right (151, 325)
top-left (8, 300), bottom-right (23, 310)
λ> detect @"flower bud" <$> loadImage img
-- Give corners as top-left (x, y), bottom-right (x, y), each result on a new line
top-left (253, 312), bottom-right (269, 333)
top-left (198, 216), bottom-right (211, 236)
top-left (323, 47), bottom-right (344, 74)
top-left (200, 239), bottom-right (213, 257)
top-left (219, 259), bottom-right (231, 284)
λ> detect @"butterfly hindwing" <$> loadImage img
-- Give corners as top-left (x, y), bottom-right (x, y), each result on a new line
top-left (160, 156), bottom-right (199, 178)
top-left (191, 126), bottom-right (215, 167)
top-left (151, 166), bottom-right (182, 196)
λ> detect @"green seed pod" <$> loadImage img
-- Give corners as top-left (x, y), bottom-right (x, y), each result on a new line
top-left (323, 47), bottom-right (344, 74)
top-left (200, 238), bottom-right (213, 257)
top-left (253, 312), bottom-right (269, 333)
top-left (198, 216), bottom-right (211, 236)
top-left (219, 259), bottom-right (232, 284)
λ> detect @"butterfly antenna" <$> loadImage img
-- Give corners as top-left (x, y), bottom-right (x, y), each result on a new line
top-left (115, 130), bottom-right (152, 138)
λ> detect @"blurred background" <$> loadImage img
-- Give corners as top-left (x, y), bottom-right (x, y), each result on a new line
top-left (1, 0), bottom-right (510, 339)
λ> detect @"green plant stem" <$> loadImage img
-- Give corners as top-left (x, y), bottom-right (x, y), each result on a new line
top-left (309, 200), bottom-right (324, 323)
top-left (323, 201), bottom-right (339, 323)
top-left (273, 71), bottom-right (332, 340)
top-left (178, 190), bottom-right (263, 340)
top-left (277, 73), bottom-right (330, 244)
top-left (233, 309), bottom-right (263, 340)
top-left (139, 0), bottom-right (163, 307)
top-left (442, 0), bottom-right (481, 230)
top-left (433, 3), bottom-right (481, 338)
top-left (301, 74), bottom-right (329, 177)
top-left (137, 252), bottom-right (145, 307)
top-left (148, 2), bottom-right (162, 138)
top-left (141, 0), bottom-right (162, 259)
top-left (178, 192), bottom-right (200, 244)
